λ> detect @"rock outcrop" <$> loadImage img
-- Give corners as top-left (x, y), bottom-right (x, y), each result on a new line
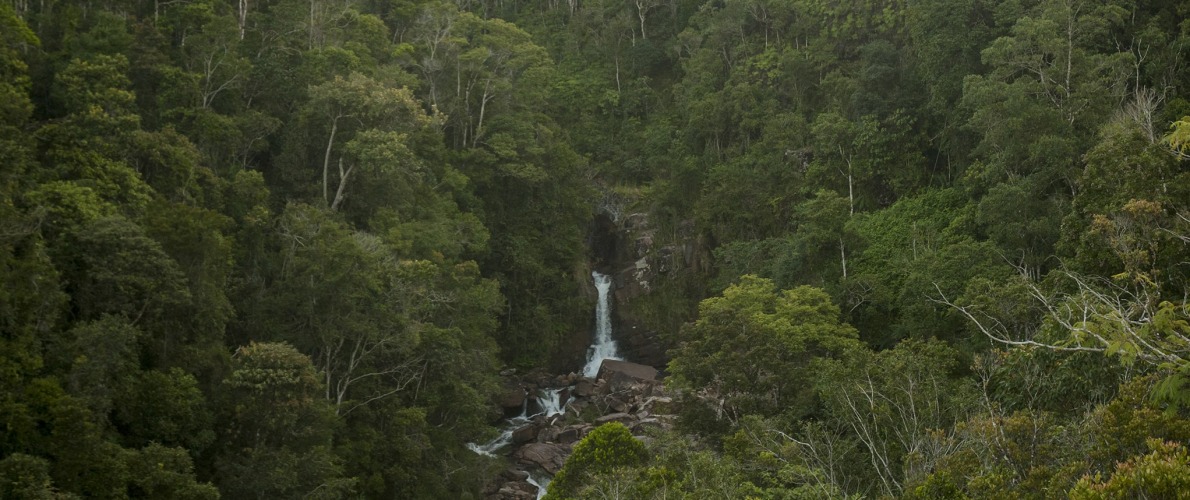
top-left (480, 365), bottom-right (675, 499)
top-left (592, 209), bottom-right (706, 368)
top-left (513, 443), bottom-right (570, 474)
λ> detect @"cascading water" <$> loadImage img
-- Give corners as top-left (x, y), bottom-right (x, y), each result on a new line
top-left (465, 428), bottom-right (515, 457)
top-left (582, 271), bottom-right (621, 378)
top-left (468, 271), bottom-right (620, 489)
top-left (536, 388), bottom-right (566, 418)
top-left (465, 391), bottom-right (531, 456)
top-left (526, 470), bottom-right (551, 500)
top-left (467, 387), bottom-right (576, 457)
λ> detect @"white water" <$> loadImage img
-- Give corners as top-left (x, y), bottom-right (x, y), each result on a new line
top-left (536, 388), bottom-right (566, 418)
top-left (526, 470), bottom-right (551, 499)
top-left (465, 391), bottom-right (531, 457)
top-left (466, 428), bottom-right (515, 457)
top-left (583, 271), bottom-right (621, 378)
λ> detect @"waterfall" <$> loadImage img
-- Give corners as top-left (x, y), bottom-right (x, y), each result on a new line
top-left (466, 428), bottom-right (514, 457)
top-left (466, 390), bottom-right (530, 456)
top-left (526, 470), bottom-right (551, 500)
top-left (583, 271), bottom-right (621, 378)
top-left (536, 388), bottom-right (566, 418)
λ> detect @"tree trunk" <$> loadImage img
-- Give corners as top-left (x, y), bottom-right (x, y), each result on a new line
top-left (322, 116), bottom-right (339, 205)
top-left (840, 237), bottom-right (848, 279)
top-left (473, 79), bottom-right (494, 148)
top-left (330, 157), bottom-right (354, 211)
top-left (238, 0), bottom-right (248, 40)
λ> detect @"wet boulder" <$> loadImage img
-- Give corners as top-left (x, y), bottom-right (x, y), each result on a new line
top-left (513, 443), bottom-right (570, 474)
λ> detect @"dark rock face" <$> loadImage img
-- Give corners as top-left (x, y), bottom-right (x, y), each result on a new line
top-left (513, 443), bottom-right (570, 474)
top-left (482, 468), bottom-right (537, 500)
top-left (591, 211), bottom-right (705, 369)
top-left (512, 424), bottom-right (538, 445)
top-left (498, 384), bottom-right (527, 415)
top-left (572, 379), bottom-right (595, 397)
top-left (615, 318), bottom-right (668, 368)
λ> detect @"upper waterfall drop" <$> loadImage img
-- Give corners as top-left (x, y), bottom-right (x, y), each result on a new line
top-left (583, 271), bottom-right (621, 378)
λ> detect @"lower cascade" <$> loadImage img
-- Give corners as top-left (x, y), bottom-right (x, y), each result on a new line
top-left (525, 471), bottom-right (551, 500)
top-left (582, 271), bottom-right (621, 378)
top-left (471, 270), bottom-right (671, 499)
top-left (537, 388), bottom-right (566, 418)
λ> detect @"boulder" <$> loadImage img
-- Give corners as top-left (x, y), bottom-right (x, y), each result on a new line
top-left (595, 412), bottom-right (635, 425)
top-left (513, 443), bottom-right (570, 474)
top-left (605, 395), bottom-right (629, 413)
top-left (597, 361), bottom-right (660, 395)
top-left (556, 425), bottom-right (589, 444)
top-left (483, 467), bottom-right (530, 496)
top-left (536, 425), bottom-right (560, 443)
top-left (596, 360), bottom-right (657, 384)
top-left (558, 387), bottom-right (572, 405)
top-left (512, 424), bottom-right (538, 445)
top-left (495, 485), bottom-right (536, 500)
top-left (498, 385), bottom-right (527, 413)
top-left (572, 379), bottom-right (595, 397)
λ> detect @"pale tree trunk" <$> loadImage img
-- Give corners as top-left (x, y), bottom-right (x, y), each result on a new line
top-left (322, 116), bottom-right (340, 205)
top-left (837, 147), bottom-right (854, 278)
top-left (842, 151), bottom-right (854, 216)
top-left (330, 157), bottom-right (354, 211)
top-left (473, 78), bottom-right (495, 148)
top-left (237, 0), bottom-right (248, 40)
top-left (634, 0), bottom-right (658, 40)
top-left (840, 237), bottom-right (847, 279)
top-left (200, 44), bottom-right (239, 108)
top-left (614, 54), bottom-right (621, 94)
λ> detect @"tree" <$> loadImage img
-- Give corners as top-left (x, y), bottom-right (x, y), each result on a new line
top-left (261, 204), bottom-right (423, 415)
top-left (813, 340), bottom-right (977, 497)
top-left (545, 422), bottom-right (648, 500)
top-left (123, 444), bottom-right (219, 500)
top-left (0, 453), bottom-right (72, 499)
top-left (51, 216), bottom-right (192, 366)
top-left (304, 72), bottom-right (432, 211)
top-left (215, 341), bottom-right (354, 498)
top-left (38, 55), bottom-right (154, 214)
top-left (942, 209), bottom-right (1190, 370)
top-left (668, 275), bottom-right (862, 427)
top-left (1167, 116), bottom-right (1190, 158)
top-left (1069, 440), bottom-right (1190, 499)
top-left (113, 368), bottom-right (214, 454)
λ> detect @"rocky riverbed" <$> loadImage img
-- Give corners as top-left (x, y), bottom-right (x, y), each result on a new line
top-left (479, 360), bottom-right (675, 500)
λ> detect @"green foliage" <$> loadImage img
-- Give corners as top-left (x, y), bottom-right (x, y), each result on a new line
top-left (1167, 116), bottom-right (1190, 157)
top-left (546, 422), bottom-right (648, 500)
top-left (215, 341), bottom-right (353, 498)
top-left (814, 340), bottom-right (978, 496)
top-left (1084, 376), bottom-right (1190, 472)
top-left (669, 275), bottom-right (861, 429)
top-left (123, 444), bottom-right (219, 500)
top-left (0, 453), bottom-right (68, 500)
top-left (2, 0), bottom-right (1190, 497)
top-left (114, 368), bottom-right (215, 453)
top-left (1069, 439), bottom-right (1190, 499)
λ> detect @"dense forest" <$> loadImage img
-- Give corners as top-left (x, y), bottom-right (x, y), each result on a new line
top-left (1, 0), bottom-right (1189, 498)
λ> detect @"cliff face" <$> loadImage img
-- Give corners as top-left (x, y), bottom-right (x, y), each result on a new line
top-left (589, 209), bottom-right (708, 370)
